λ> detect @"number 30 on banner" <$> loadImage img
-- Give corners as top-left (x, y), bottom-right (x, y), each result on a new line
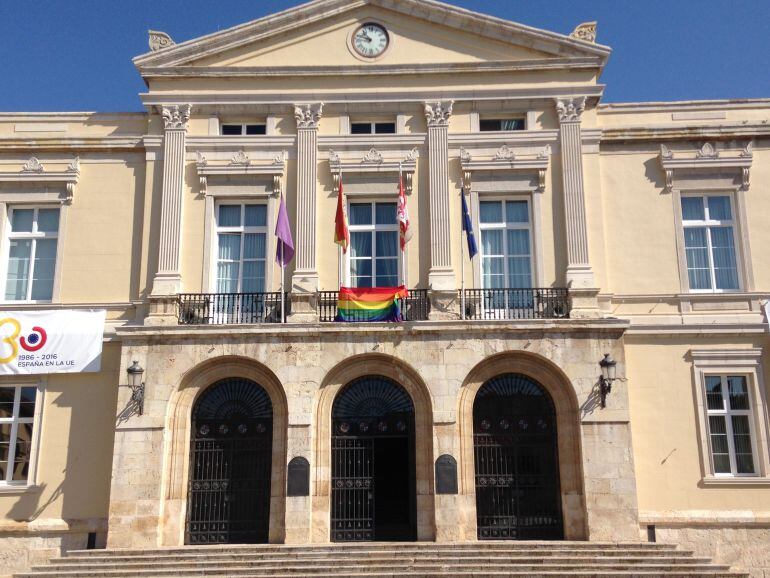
top-left (0, 318), bottom-right (48, 364)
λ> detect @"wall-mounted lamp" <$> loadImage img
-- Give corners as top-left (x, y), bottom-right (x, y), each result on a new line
top-left (598, 353), bottom-right (617, 409)
top-left (125, 360), bottom-right (146, 416)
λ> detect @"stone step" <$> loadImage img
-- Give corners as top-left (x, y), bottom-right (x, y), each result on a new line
top-left (15, 571), bottom-right (748, 578)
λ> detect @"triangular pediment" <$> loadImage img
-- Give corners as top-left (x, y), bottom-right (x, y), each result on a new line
top-left (135, 0), bottom-right (610, 73)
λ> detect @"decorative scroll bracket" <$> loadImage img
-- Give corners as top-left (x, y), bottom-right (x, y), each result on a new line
top-left (659, 142), bottom-right (753, 193)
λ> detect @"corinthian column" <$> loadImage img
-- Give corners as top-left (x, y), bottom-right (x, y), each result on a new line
top-left (425, 101), bottom-right (454, 292)
top-left (151, 104), bottom-right (191, 297)
top-left (556, 97), bottom-right (595, 289)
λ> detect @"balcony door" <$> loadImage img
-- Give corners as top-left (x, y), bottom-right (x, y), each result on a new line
top-left (479, 199), bottom-right (534, 317)
top-left (346, 201), bottom-right (400, 288)
top-left (213, 203), bottom-right (268, 323)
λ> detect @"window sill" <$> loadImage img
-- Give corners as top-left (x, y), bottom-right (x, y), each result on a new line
top-left (701, 476), bottom-right (770, 487)
top-left (0, 484), bottom-right (41, 495)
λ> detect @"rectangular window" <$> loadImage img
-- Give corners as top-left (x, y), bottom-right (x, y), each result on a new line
top-left (480, 118), bottom-right (526, 132)
top-left (348, 202), bottom-right (399, 288)
top-left (215, 204), bottom-right (268, 294)
top-left (479, 200), bottom-right (533, 290)
top-left (350, 122), bottom-right (396, 135)
top-left (681, 194), bottom-right (739, 292)
top-left (705, 375), bottom-right (756, 476)
top-left (4, 207), bottom-right (60, 302)
top-left (0, 385), bottom-right (37, 484)
top-left (220, 124), bottom-right (267, 136)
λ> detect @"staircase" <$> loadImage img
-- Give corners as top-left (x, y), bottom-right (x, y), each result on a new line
top-left (15, 542), bottom-right (748, 577)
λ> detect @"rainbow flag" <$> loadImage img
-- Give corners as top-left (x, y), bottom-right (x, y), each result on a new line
top-left (335, 286), bottom-right (408, 323)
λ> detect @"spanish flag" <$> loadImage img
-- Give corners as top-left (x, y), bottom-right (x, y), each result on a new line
top-left (335, 286), bottom-right (409, 323)
top-left (334, 174), bottom-right (350, 253)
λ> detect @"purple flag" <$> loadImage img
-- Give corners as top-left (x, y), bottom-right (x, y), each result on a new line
top-left (275, 193), bottom-right (295, 266)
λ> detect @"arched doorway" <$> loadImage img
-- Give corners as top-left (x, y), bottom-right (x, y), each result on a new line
top-left (473, 373), bottom-right (563, 540)
top-left (331, 376), bottom-right (417, 542)
top-left (186, 377), bottom-right (273, 545)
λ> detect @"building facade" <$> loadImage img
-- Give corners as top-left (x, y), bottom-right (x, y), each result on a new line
top-left (1, 0), bottom-right (769, 575)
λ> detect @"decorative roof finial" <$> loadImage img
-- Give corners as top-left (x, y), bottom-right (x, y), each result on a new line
top-left (571, 22), bottom-right (597, 44)
top-left (148, 30), bottom-right (175, 52)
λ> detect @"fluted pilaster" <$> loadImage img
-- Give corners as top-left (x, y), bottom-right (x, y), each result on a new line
top-left (556, 97), bottom-right (595, 289)
top-left (151, 104), bottom-right (190, 296)
top-left (425, 101), bottom-right (455, 291)
top-left (292, 103), bottom-right (323, 293)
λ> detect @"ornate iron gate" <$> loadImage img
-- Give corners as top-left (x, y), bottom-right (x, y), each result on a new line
top-left (473, 373), bottom-right (563, 540)
top-left (186, 378), bottom-right (273, 544)
top-left (331, 376), bottom-right (415, 542)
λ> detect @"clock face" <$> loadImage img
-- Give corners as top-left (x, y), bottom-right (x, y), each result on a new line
top-left (352, 23), bottom-right (389, 58)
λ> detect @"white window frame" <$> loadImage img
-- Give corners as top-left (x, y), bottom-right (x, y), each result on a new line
top-left (212, 202), bottom-right (270, 294)
top-left (0, 381), bottom-right (43, 490)
top-left (345, 200), bottom-right (401, 288)
top-left (477, 197), bottom-right (535, 290)
top-left (680, 192), bottom-right (742, 294)
top-left (0, 205), bottom-right (62, 304)
top-left (704, 374), bottom-right (760, 477)
top-left (219, 123), bottom-right (267, 136)
top-left (691, 349), bottom-right (770, 485)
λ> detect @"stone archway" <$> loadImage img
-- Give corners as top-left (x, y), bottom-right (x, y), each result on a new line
top-left (160, 356), bottom-right (288, 546)
top-left (458, 351), bottom-right (587, 540)
top-left (313, 353), bottom-right (435, 542)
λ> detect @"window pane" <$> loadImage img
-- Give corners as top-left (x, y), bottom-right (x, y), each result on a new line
top-left (351, 232), bottom-right (372, 258)
top-left (245, 124), bottom-right (266, 135)
top-left (506, 201), bottom-right (529, 224)
top-left (221, 125), bottom-right (242, 135)
top-left (11, 209), bottom-right (34, 233)
top-left (375, 258), bottom-right (398, 287)
top-left (479, 119), bottom-right (502, 132)
top-left (482, 257), bottom-right (504, 289)
top-left (375, 203), bottom-right (397, 225)
top-left (479, 201), bottom-right (503, 224)
top-left (241, 261), bottom-right (266, 293)
top-left (216, 263), bottom-right (239, 293)
top-left (0, 422), bottom-right (9, 480)
top-left (705, 376), bottom-right (724, 410)
top-left (727, 376), bottom-right (749, 411)
top-left (217, 234), bottom-right (241, 261)
top-left (18, 387), bottom-right (36, 420)
top-left (243, 234), bottom-right (266, 260)
top-left (351, 123), bottom-right (373, 135)
top-left (681, 197), bottom-right (705, 221)
top-left (708, 196), bottom-right (732, 221)
top-left (508, 257), bottom-right (532, 289)
top-left (349, 204), bottom-right (372, 226)
top-left (708, 415), bottom-right (731, 474)
top-left (684, 227), bottom-right (711, 290)
top-left (5, 239), bottom-right (32, 300)
top-left (12, 423), bottom-right (33, 482)
top-left (351, 258), bottom-right (372, 288)
top-left (375, 231), bottom-right (398, 257)
top-left (30, 239), bottom-right (57, 301)
top-left (501, 119), bottom-right (525, 131)
top-left (374, 123), bottom-right (396, 134)
top-left (507, 230), bottom-right (530, 256)
top-left (244, 205), bottom-right (267, 227)
top-left (731, 415), bottom-right (755, 474)
top-left (481, 230), bottom-right (503, 256)
top-left (710, 227), bottom-right (739, 290)
top-left (0, 388), bottom-right (15, 419)
top-left (37, 209), bottom-right (60, 233)
top-left (218, 205), bottom-right (241, 227)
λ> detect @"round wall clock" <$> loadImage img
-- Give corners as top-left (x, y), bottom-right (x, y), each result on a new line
top-left (352, 23), bottom-right (389, 58)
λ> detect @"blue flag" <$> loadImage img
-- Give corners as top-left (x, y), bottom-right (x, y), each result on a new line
top-left (461, 187), bottom-right (478, 259)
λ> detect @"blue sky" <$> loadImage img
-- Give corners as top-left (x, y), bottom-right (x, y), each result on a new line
top-left (1, 0), bottom-right (769, 111)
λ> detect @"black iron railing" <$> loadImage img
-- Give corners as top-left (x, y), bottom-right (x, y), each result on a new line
top-left (178, 293), bottom-right (288, 325)
top-left (461, 288), bottom-right (570, 320)
top-left (318, 289), bottom-right (430, 323)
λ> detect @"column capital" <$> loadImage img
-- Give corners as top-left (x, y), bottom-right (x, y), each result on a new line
top-left (555, 97), bottom-right (586, 123)
top-left (161, 104), bottom-right (191, 130)
top-left (294, 103), bottom-right (324, 129)
top-left (424, 100), bottom-right (454, 127)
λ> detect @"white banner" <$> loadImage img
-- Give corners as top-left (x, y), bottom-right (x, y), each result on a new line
top-left (0, 310), bottom-right (106, 375)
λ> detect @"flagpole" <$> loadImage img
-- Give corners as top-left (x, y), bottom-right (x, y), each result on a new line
top-left (400, 163), bottom-right (407, 289)
top-left (460, 183), bottom-right (466, 320)
top-left (280, 242), bottom-right (285, 323)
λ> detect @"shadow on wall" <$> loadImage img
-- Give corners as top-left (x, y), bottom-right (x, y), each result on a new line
top-left (642, 157), bottom-right (666, 191)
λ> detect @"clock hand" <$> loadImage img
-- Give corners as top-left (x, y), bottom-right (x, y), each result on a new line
top-left (357, 32), bottom-right (372, 42)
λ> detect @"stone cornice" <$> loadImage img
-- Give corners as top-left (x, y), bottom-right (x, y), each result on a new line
top-left (659, 141), bottom-right (752, 192)
top-left (133, 0), bottom-right (610, 70)
top-left (195, 150), bottom-right (287, 195)
top-left (460, 145), bottom-right (551, 192)
top-left (599, 98), bottom-right (770, 113)
top-left (186, 135), bottom-right (297, 149)
top-left (0, 136), bottom-right (144, 151)
top-left (0, 156), bottom-right (80, 202)
top-left (138, 58), bottom-right (605, 79)
top-left (139, 85), bottom-right (605, 107)
top-left (601, 124), bottom-right (770, 142)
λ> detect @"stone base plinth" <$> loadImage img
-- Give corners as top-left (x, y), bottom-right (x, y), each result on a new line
top-left (428, 290), bottom-right (460, 320)
top-left (145, 295), bottom-right (178, 326)
top-left (288, 291), bottom-right (319, 323)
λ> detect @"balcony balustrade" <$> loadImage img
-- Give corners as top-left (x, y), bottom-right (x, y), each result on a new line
top-left (461, 288), bottom-right (570, 320)
top-left (178, 292), bottom-right (288, 325)
top-left (317, 289), bottom-right (430, 323)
